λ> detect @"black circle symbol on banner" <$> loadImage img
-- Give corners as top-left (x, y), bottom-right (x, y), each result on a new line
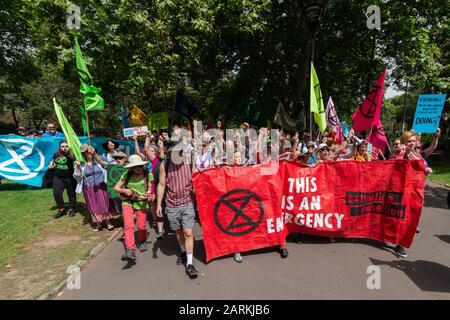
top-left (359, 85), bottom-right (381, 119)
top-left (214, 189), bottom-right (264, 236)
top-left (108, 164), bottom-right (126, 184)
top-left (326, 107), bottom-right (339, 127)
top-left (373, 125), bottom-right (386, 138)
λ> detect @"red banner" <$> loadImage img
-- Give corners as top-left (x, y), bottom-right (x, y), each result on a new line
top-left (193, 160), bottom-right (425, 262)
top-left (281, 160), bottom-right (424, 247)
top-left (193, 163), bottom-right (288, 262)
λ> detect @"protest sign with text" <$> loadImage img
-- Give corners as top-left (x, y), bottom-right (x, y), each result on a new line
top-left (412, 94), bottom-right (447, 133)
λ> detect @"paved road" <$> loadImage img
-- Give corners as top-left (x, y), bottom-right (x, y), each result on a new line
top-left (57, 182), bottom-right (450, 300)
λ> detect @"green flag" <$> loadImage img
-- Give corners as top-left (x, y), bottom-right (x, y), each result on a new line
top-left (74, 36), bottom-right (104, 111)
top-left (310, 62), bottom-right (326, 132)
top-left (53, 97), bottom-right (83, 161)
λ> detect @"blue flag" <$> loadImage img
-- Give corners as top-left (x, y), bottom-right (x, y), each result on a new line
top-left (0, 135), bottom-right (136, 187)
top-left (175, 90), bottom-right (199, 119)
top-left (120, 105), bottom-right (130, 128)
top-left (0, 135), bottom-right (60, 187)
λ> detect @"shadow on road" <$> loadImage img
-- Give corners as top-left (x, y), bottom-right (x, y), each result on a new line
top-left (435, 234), bottom-right (450, 245)
top-left (151, 234), bottom-right (180, 259)
top-left (370, 258), bottom-right (450, 293)
top-left (423, 184), bottom-right (449, 210)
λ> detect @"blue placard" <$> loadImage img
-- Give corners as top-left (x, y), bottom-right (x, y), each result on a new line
top-left (412, 94), bottom-right (447, 133)
top-left (367, 143), bottom-right (373, 156)
top-left (341, 121), bottom-right (350, 137)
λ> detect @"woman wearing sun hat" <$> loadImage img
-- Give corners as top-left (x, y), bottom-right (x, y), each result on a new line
top-left (74, 144), bottom-right (114, 232)
top-left (114, 155), bottom-right (154, 261)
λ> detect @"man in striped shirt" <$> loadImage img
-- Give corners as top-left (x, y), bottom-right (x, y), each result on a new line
top-left (156, 142), bottom-right (199, 278)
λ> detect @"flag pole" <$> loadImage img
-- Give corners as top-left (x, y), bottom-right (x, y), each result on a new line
top-left (367, 123), bottom-right (375, 142)
top-left (85, 109), bottom-right (91, 146)
top-left (171, 90), bottom-right (177, 133)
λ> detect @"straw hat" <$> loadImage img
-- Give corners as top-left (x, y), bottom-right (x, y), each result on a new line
top-left (124, 155), bottom-right (148, 168)
top-left (80, 144), bottom-right (89, 153)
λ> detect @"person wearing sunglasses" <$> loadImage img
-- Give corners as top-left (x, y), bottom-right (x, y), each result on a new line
top-left (41, 123), bottom-right (64, 138)
top-left (48, 141), bottom-right (77, 218)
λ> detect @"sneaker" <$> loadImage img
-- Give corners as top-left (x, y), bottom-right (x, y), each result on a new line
top-left (395, 245), bottom-right (407, 258)
top-left (53, 209), bottom-right (65, 219)
top-left (279, 248), bottom-right (289, 258)
top-left (67, 209), bottom-right (76, 218)
top-left (139, 242), bottom-right (148, 252)
top-left (177, 252), bottom-right (187, 265)
top-left (121, 249), bottom-right (136, 261)
top-left (233, 253), bottom-right (243, 263)
top-left (185, 264), bottom-right (198, 278)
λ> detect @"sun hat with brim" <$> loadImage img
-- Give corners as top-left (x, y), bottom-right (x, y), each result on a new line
top-left (318, 143), bottom-right (330, 151)
top-left (80, 144), bottom-right (89, 153)
top-left (102, 140), bottom-right (119, 151)
top-left (124, 155), bottom-right (148, 168)
top-left (112, 151), bottom-right (128, 158)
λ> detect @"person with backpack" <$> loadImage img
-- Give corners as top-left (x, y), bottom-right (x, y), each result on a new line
top-left (114, 155), bottom-right (154, 262)
top-left (49, 141), bottom-right (77, 218)
top-left (74, 144), bottom-right (114, 232)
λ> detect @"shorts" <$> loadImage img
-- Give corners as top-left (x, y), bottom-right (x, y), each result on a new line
top-left (165, 203), bottom-right (195, 230)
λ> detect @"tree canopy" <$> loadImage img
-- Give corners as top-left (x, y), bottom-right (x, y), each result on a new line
top-left (1, 0), bottom-right (449, 134)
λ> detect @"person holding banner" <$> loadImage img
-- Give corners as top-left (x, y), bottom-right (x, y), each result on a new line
top-left (74, 144), bottom-right (114, 232)
top-left (355, 141), bottom-right (372, 162)
top-left (48, 141), bottom-right (77, 219)
top-left (317, 144), bottom-right (332, 163)
top-left (388, 130), bottom-right (435, 258)
top-left (114, 155), bottom-right (154, 262)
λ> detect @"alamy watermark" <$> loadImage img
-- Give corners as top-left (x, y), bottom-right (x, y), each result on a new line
top-left (67, 4), bottom-right (81, 30)
top-left (365, 5), bottom-right (381, 31)
top-left (66, 265), bottom-right (81, 290)
top-left (366, 265), bottom-right (381, 290)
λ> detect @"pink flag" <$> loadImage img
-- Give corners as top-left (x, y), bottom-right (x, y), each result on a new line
top-left (325, 97), bottom-right (343, 144)
top-left (368, 122), bottom-right (388, 151)
top-left (352, 69), bottom-right (387, 132)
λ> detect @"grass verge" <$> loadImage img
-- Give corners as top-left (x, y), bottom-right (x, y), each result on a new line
top-left (0, 181), bottom-right (121, 299)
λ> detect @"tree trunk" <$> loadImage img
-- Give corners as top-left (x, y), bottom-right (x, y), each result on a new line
top-left (11, 105), bottom-right (19, 127)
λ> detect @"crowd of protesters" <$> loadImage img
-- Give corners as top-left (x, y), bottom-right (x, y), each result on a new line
top-left (10, 119), bottom-right (442, 278)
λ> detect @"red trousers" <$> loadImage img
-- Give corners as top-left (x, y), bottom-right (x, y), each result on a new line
top-left (122, 205), bottom-right (148, 250)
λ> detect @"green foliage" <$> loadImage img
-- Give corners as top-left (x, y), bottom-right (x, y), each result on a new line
top-left (0, 0), bottom-right (449, 133)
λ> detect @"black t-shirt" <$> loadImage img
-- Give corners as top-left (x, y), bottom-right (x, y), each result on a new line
top-left (52, 153), bottom-right (74, 179)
